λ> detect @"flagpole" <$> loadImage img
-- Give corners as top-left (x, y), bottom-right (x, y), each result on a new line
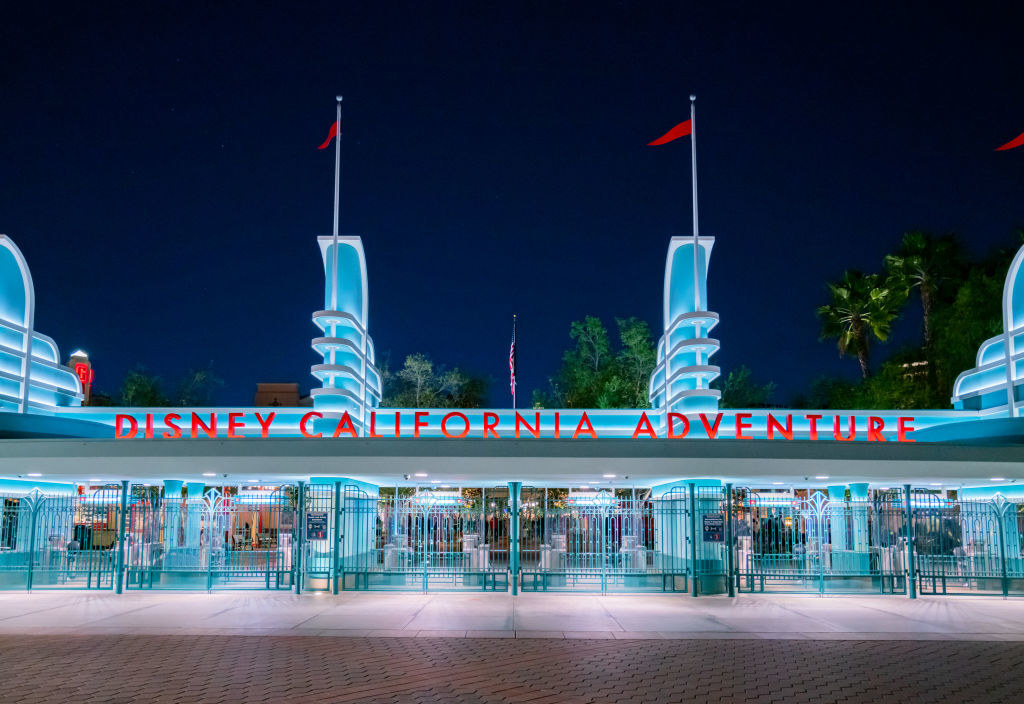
top-left (512, 314), bottom-right (517, 410)
top-left (690, 94), bottom-right (701, 310)
top-left (332, 95), bottom-right (342, 310)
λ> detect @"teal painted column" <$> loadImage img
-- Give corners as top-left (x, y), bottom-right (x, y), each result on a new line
top-left (115, 480), bottom-right (129, 594)
top-left (332, 481), bottom-right (342, 595)
top-left (508, 482), bottom-right (521, 595)
top-left (295, 481), bottom-right (305, 595)
top-left (163, 480), bottom-right (183, 549)
top-left (184, 482), bottom-right (205, 549)
top-left (848, 482), bottom-right (871, 574)
top-left (725, 483), bottom-right (735, 598)
top-left (826, 484), bottom-right (850, 580)
top-left (688, 483), bottom-right (698, 597)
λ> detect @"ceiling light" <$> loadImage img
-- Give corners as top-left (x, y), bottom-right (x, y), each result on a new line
top-left (247, 479), bottom-right (259, 482)
top-left (88, 478), bottom-right (102, 482)
top-left (930, 483), bottom-right (942, 486)
top-left (202, 473), bottom-right (216, 477)
top-left (991, 477), bottom-right (1006, 482)
top-left (430, 480), bottom-right (440, 484)
top-left (603, 474), bottom-right (616, 478)
top-left (815, 475), bottom-right (829, 480)
top-left (27, 473), bottom-right (42, 477)
top-left (415, 472), bottom-right (428, 477)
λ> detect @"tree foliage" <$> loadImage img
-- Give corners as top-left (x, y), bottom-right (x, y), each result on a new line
top-left (716, 365), bottom-right (776, 408)
top-left (117, 365), bottom-right (223, 407)
top-left (808, 229), bottom-right (1022, 409)
top-left (119, 367), bottom-right (168, 406)
top-left (381, 353), bottom-right (488, 408)
top-left (534, 316), bottom-right (655, 408)
top-left (817, 270), bottom-right (907, 379)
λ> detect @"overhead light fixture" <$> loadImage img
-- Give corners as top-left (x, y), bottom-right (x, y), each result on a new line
top-left (603, 474), bottom-right (616, 478)
top-left (991, 477), bottom-right (1006, 481)
top-left (772, 482), bottom-right (783, 485)
top-left (247, 479), bottom-right (259, 482)
top-left (88, 478), bottom-right (102, 482)
top-left (815, 475), bottom-right (829, 480)
top-left (202, 473), bottom-right (216, 477)
top-left (415, 472), bottom-right (428, 477)
top-left (27, 473), bottom-right (42, 477)
top-left (430, 480), bottom-right (440, 484)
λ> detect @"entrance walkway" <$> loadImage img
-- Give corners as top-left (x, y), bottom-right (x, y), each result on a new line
top-left (1, 591), bottom-right (1023, 640)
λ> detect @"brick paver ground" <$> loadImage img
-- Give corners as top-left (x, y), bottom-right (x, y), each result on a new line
top-left (2, 634), bottom-right (1021, 703)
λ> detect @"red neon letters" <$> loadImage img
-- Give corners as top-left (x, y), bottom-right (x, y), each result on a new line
top-left (111, 411), bottom-right (917, 442)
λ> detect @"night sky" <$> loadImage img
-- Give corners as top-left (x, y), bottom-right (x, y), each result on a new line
top-left (2, 2), bottom-right (1022, 407)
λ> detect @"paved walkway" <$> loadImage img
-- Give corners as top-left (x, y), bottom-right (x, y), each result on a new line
top-left (1, 591), bottom-right (1023, 640)
top-left (3, 634), bottom-right (1021, 703)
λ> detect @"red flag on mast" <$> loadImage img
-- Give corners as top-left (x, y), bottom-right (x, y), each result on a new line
top-left (996, 130), bottom-right (1024, 151)
top-left (648, 119), bottom-right (692, 146)
top-left (318, 121), bottom-right (338, 150)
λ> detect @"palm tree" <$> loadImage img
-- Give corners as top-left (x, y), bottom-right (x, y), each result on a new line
top-left (884, 232), bottom-right (964, 351)
top-left (817, 270), bottom-right (907, 379)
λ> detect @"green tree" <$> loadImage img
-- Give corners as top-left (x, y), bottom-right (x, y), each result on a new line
top-left (119, 367), bottom-right (167, 406)
top-left (884, 232), bottom-right (965, 352)
top-left (561, 316), bottom-right (613, 407)
top-left (817, 270), bottom-right (907, 379)
top-left (173, 365), bottom-right (224, 406)
top-left (382, 353), bottom-right (488, 408)
top-left (610, 317), bottom-right (657, 408)
top-left (716, 365), bottom-right (776, 408)
top-left (535, 315), bottom-right (657, 409)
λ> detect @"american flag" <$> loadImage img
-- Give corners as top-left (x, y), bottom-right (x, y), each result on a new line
top-left (509, 315), bottom-right (517, 401)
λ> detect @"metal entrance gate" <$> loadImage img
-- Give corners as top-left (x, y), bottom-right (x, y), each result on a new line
top-left (0, 487), bottom-right (122, 590)
top-left (519, 488), bottom-right (730, 595)
top-left (735, 490), bottom-right (906, 595)
top-left (126, 487), bottom-right (296, 590)
top-left (912, 493), bottom-right (1024, 596)
top-left (339, 490), bottom-right (510, 591)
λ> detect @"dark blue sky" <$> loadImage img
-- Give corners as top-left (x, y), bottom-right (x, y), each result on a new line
top-left (2, 2), bottom-right (1022, 406)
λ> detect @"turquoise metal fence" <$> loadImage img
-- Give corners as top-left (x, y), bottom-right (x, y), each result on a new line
top-left (912, 492), bottom-right (1024, 596)
top-left (341, 491), bottom-right (510, 592)
top-left (0, 487), bottom-right (121, 590)
top-left (126, 486), bottom-right (297, 590)
top-left (734, 489), bottom-right (906, 595)
top-left (519, 493), bottom-right (692, 594)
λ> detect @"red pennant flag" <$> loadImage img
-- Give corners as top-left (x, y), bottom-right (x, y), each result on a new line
top-left (648, 119), bottom-right (693, 146)
top-left (996, 130), bottom-right (1024, 151)
top-left (318, 121), bottom-right (338, 150)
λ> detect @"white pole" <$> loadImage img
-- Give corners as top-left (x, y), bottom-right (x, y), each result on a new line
top-left (690, 94), bottom-right (701, 311)
top-left (331, 96), bottom-right (342, 310)
top-left (512, 314), bottom-right (517, 410)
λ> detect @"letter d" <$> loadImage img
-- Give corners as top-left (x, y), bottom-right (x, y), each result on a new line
top-left (115, 414), bottom-right (138, 439)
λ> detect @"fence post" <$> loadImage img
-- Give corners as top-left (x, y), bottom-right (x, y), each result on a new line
top-left (332, 481), bottom-right (342, 595)
top-left (25, 499), bottom-right (39, 591)
top-left (114, 480), bottom-right (129, 594)
top-left (689, 483), bottom-right (698, 597)
top-left (995, 501), bottom-right (1009, 598)
top-left (295, 481), bottom-right (305, 595)
top-left (904, 484), bottom-right (916, 599)
top-left (508, 481), bottom-right (522, 596)
top-left (725, 483), bottom-right (734, 598)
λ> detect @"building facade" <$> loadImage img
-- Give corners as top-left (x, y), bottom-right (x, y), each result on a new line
top-left (0, 230), bottom-right (1023, 598)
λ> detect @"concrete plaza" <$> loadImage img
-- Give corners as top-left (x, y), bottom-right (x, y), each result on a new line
top-left (3, 593), bottom-right (1024, 703)
top-left (0, 591), bottom-right (1023, 640)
